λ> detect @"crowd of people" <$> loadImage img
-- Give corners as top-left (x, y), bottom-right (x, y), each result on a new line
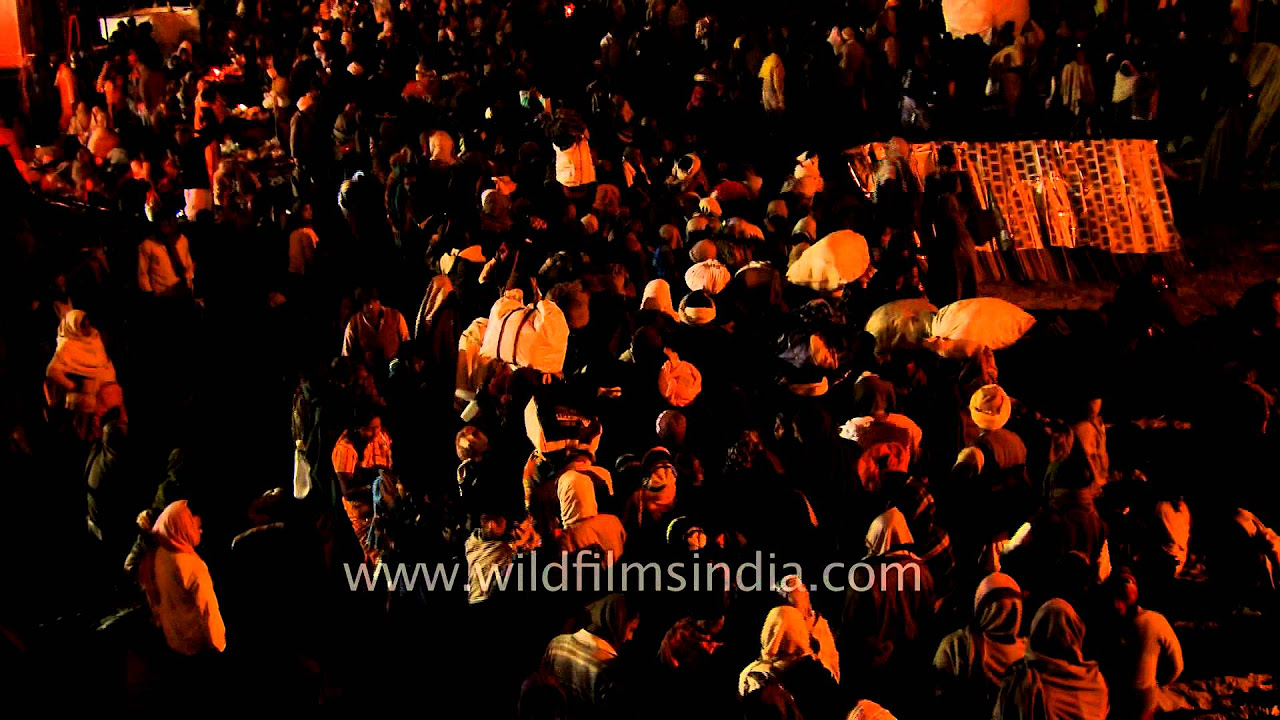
top-left (3, 0), bottom-right (1280, 717)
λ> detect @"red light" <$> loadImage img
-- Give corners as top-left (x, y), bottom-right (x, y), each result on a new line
top-left (564, 2), bottom-right (574, 17)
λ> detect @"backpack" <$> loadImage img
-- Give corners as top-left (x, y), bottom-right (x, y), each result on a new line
top-left (524, 395), bottom-right (602, 458)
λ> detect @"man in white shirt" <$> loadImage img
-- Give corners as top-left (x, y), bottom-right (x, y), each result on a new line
top-left (137, 214), bottom-right (195, 297)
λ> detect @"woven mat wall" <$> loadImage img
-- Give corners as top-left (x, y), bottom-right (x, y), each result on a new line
top-left (847, 139), bottom-right (1181, 255)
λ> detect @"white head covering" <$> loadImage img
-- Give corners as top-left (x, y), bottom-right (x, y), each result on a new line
top-left (738, 605), bottom-right (815, 696)
top-left (641, 279), bottom-right (679, 320)
top-left (679, 292), bottom-right (717, 326)
top-left (758, 605), bottom-right (812, 663)
top-left (865, 507), bottom-right (914, 557)
top-left (558, 470), bottom-right (599, 527)
top-left (440, 245), bottom-right (486, 275)
top-left (684, 259), bottom-right (731, 295)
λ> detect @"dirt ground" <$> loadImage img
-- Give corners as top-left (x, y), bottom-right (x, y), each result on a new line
top-left (979, 203), bottom-right (1280, 320)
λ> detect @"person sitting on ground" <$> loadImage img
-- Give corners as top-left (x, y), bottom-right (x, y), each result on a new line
top-left (934, 572), bottom-right (1027, 716)
top-left (1089, 568), bottom-right (1183, 720)
top-left (994, 598), bottom-right (1108, 720)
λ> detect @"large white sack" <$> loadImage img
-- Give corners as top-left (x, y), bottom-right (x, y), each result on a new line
top-left (456, 317), bottom-right (496, 402)
top-left (943, 0), bottom-right (1030, 40)
top-left (929, 297), bottom-right (1034, 351)
top-left (479, 290), bottom-right (570, 374)
top-left (786, 230), bottom-right (871, 292)
top-left (866, 298), bottom-right (938, 353)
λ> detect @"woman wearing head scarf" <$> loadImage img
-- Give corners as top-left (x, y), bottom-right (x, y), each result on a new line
top-left (141, 500), bottom-right (226, 656)
top-left (739, 605), bottom-right (841, 719)
top-left (46, 309), bottom-right (124, 436)
top-left (558, 470), bottom-right (627, 565)
top-left (639, 279), bottom-right (680, 322)
top-left (840, 507), bottom-right (936, 716)
top-left (542, 594), bottom-right (639, 714)
top-left (994, 598), bottom-right (1108, 720)
top-left (934, 572), bottom-right (1027, 715)
top-left (777, 575), bottom-right (841, 683)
